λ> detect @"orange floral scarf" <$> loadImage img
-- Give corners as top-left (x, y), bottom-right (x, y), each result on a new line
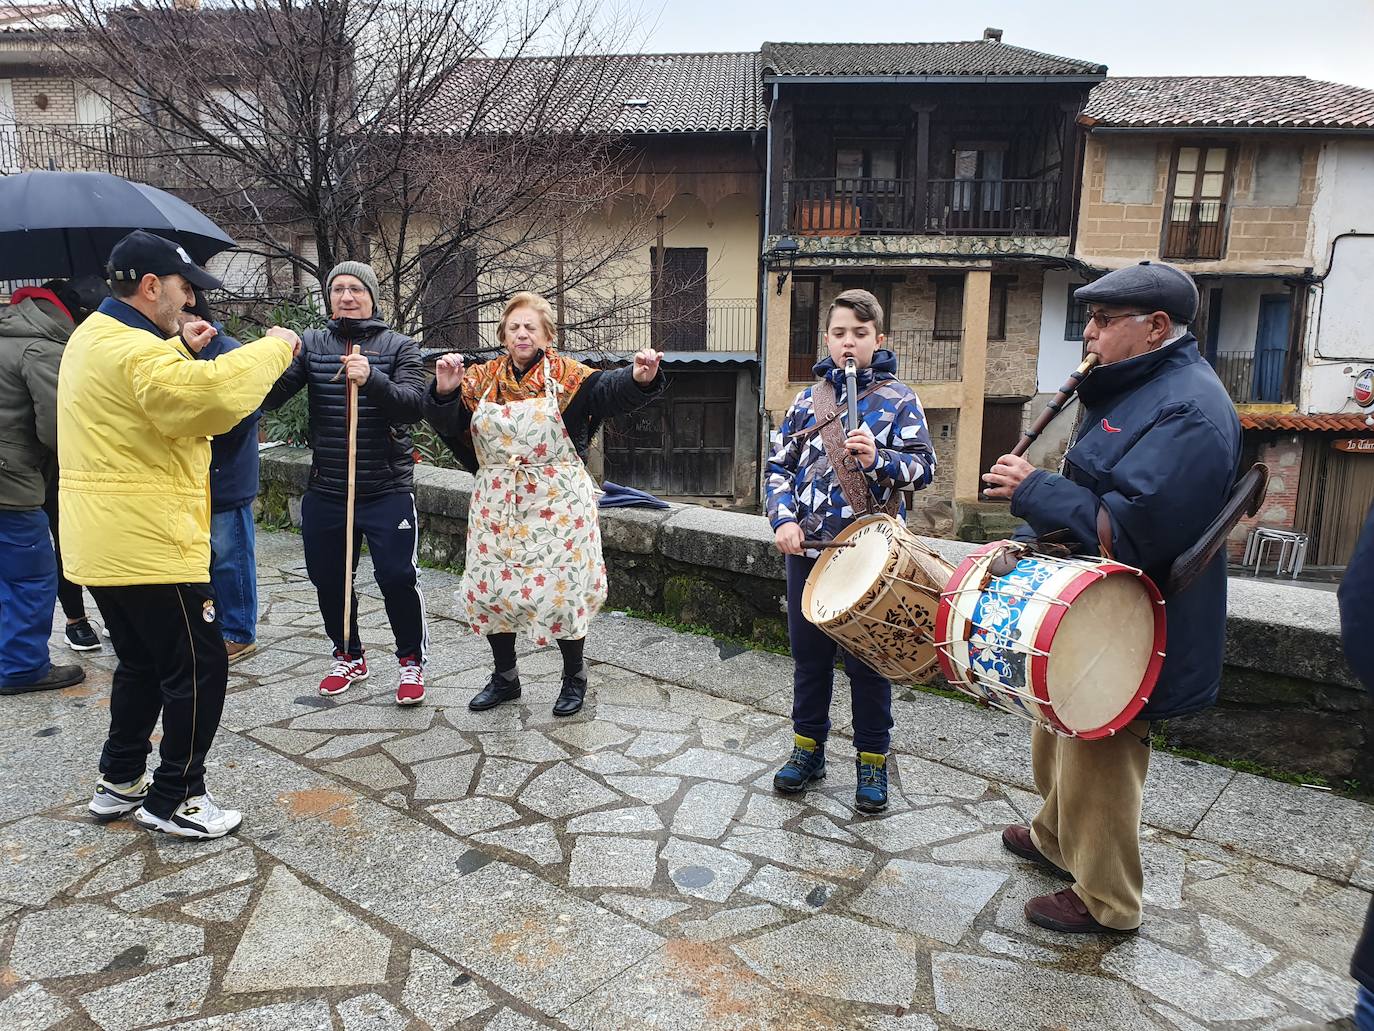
top-left (459, 348), bottom-right (594, 415)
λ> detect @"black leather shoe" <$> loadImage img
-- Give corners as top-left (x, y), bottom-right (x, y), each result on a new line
top-left (0, 663), bottom-right (86, 696)
top-left (552, 666), bottom-right (589, 717)
top-left (468, 669), bottom-right (521, 711)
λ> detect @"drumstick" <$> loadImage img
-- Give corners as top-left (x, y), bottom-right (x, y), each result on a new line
top-left (800, 539), bottom-right (854, 550)
top-left (342, 343), bottom-right (360, 656)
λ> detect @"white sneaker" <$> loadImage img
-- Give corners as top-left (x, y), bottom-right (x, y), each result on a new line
top-left (134, 794), bottom-right (242, 839)
top-left (88, 773), bottom-right (150, 820)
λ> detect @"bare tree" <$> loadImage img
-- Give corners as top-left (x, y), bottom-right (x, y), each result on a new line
top-left (37, 0), bottom-right (670, 345)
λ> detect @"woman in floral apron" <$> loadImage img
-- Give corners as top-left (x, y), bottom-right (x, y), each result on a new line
top-left (424, 292), bottom-right (664, 716)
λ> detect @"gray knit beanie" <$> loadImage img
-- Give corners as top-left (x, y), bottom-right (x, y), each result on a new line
top-left (326, 260), bottom-right (380, 311)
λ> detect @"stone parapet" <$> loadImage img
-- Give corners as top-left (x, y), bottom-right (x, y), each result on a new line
top-left (260, 449), bottom-right (1369, 785)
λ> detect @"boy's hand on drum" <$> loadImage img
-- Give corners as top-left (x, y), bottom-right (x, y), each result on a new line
top-left (845, 425), bottom-right (877, 468)
top-left (982, 453), bottom-right (1036, 499)
top-left (435, 353), bottom-right (466, 396)
top-left (775, 522), bottom-right (805, 556)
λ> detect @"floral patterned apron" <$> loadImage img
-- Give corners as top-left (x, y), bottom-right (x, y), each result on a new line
top-left (458, 359), bottom-right (606, 645)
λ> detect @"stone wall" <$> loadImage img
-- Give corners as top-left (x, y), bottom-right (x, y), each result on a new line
top-left (1227, 435), bottom-right (1305, 562)
top-left (260, 449), bottom-right (1370, 787)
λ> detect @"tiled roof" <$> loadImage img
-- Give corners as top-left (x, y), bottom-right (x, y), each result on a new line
top-left (1240, 413), bottom-right (1374, 431)
top-left (761, 40), bottom-right (1105, 79)
top-left (0, 3), bottom-right (67, 31)
top-left (1084, 76), bottom-right (1374, 131)
top-left (422, 52), bottom-right (764, 135)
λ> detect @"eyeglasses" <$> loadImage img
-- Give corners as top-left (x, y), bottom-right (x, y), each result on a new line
top-left (1087, 310), bottom-right (1151, 328)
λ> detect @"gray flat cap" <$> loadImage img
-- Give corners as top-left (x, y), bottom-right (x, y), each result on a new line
top-left (1074, 260), bottom-right (1199, 323)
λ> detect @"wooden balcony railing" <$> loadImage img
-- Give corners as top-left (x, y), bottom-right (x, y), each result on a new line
top-left (783, 176), bottom-right (1063, 236)
top-left (925, 178), bottom-right (1061, 235)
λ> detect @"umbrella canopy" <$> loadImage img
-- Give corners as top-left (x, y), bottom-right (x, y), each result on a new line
top-left (0, 170), bottom-right (236, 281)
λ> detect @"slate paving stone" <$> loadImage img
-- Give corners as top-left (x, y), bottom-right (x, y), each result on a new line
top-left (595, 704), bottom-right (696, 732)
top-left (741, 864), bottom-right (839, 912)
top-left (1263, 958), bottom-right (1358, 1021)
top-left (739, 794), bottom-right (805, 829)
top-left (654, 747), bottom-right (767, 783)
top-left (223, 866), bottom-right (392, 992)
top-left (477, 732), bottom-right (571, 763)
top-left (850, 859), bottom-right (1007, 945)
top-left (397, 861), bottom-right (664, 1016)
top-left (931, 952), bottom-right (1153, 1030)
top-left (485, 1009), bottom-right (552, 1031)
top-left (429, 797), bottom-right (522, 837)
top-left (473, 822), bottom-right (564, 866)
top-left (291, 704), bottom-right (438, 732)
top-left (978, 929), bottom-right (1065, 962)
top-left (114, 846), bottom-right (258, 912)
top-left (671, 781), bottom-right (746, 839)
top-left (323, 752), bottom-right (411, 790)
top-left (166, 1000), bottom-right (334, 1031)
top-left (605, 774), bottom-right (681, 805)
top-left (76, 853), bottom-right (145, 897)
top-left (565, 805), bottom-right (664, 834)
top-left (1194, 772), bottom-right (1374, 881)
top-left (181, 882), bottom-right (256, 923)
top-left (1141, 754), bottom-right (1236, 836)
top-left (572, 751), bottom-right (641, 776)
top-left (1195, 912), bottom-right (1277, 977)
top-left (861, 1016), bottom-right (940, 1031)
top-left (519, 763), bottom-right (620, 818)
top-left (569, 835), bottom-right (659, 888)
top-left (249, 726), bottom-right (335, 755)
top-left (848, 805), bottom-right (983, 853)
top-left (475, 757), bottom-right (536, 797)
top-left (1100, 937), bottom-right (1287, 1021)
top-left (221, 684), bottom-right (341, 732)
top-left (599, 893), bottom-right (691, 923)
top-left (381, 726), bottom-right (473, 764)
top-left (625, 730), bottom-right (691, 758)
top-left (9, 903), bottom-right (205, 979)
top-left (306, 731), bottom-right (397, 760)
top-left (403, 948), bottom-right (496, 1029)
top-left (662, 837), bottom-right (754, 902)
top-left (798, 815), bottom-right (856, 842)
top-left (0, 983), bottom-right (72, 1031)
top-left (0, 815), bottom-right (137, 906)
top-left (77, 956), bottom-right (213, 1031)
top-left (680, 903), bottom-right (784, 942)
top-left (154, 829), bottom-right (249, 865)
top-left (337, 993), bottom-right (408, 1031)
top-left (413, 754), bottom-right (482, 800)
top-left (546, 721), bottom-right (636, 752)
top-left (721, 828), bottom-right (872, 880)
top-left (733, 914), bottom-right (925, 1006)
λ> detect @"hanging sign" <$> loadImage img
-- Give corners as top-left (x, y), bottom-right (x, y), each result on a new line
top-left (1355, 368), bottom-right (1374, 408)
top-left (1331, 437), bottom-right (1374, 454)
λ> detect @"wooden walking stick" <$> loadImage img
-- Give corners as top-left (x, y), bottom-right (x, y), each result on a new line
top-left (341, 343), bottom-right (361, 655)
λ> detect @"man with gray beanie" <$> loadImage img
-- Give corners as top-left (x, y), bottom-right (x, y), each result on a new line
top-left (982, 260), bottom-right (1241, 935)
top-left (264, 261), bottom-right (429, 705)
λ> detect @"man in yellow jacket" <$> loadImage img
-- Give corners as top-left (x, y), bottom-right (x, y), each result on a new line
top-left (59, 230), bottom-right (300, 840)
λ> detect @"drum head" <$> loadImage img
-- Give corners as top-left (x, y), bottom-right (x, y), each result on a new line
top-left (805, 521), bottom-right (893, 623)
top-left (1045, 573), bottom-right (1156, 733)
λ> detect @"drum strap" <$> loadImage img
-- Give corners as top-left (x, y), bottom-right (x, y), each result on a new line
top-left (812, 379), bottom-right (905, 519)
top-left (1096, 506), bottom-right (1115, 560)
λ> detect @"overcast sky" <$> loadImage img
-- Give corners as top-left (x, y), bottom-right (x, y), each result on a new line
top-left (631, 0), bottom-right (1374, 89)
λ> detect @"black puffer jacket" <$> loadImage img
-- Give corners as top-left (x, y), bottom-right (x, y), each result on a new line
top-left (265, 316), bottom-right (425, 498)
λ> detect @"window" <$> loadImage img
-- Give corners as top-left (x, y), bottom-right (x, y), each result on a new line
top-left (932, 275), bottom-right (1010, 341)
top-left (422, 247), bottom-right (478, 351)
top-left (788, 277), bottom-right (820, 381)
top-left (651, 246), bottom-right (708, 351)
top-left (1064, 284), bottom-right (1089, 340)
top-left (836, 277), bottom-right (893, 333)
top-left (835, 141), bottom-right (899, 181)
top-left (1163, 144), bottom-right (1231, 260)
top-left (74, 83), bottom-right (112, 125)
top-left (200, 87), bottom-right (260, 144)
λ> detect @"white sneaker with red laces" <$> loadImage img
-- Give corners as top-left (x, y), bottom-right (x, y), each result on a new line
top-left (396, 656), bottom-right (425, 706)
top-left (319, 650), bottom-right (368, 697)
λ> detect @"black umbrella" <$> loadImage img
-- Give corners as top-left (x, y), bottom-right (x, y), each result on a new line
top-left (0, 170), bottom-right (236, 280)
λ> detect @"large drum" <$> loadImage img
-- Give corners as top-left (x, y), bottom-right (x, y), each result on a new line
top-left (935, 542), bottom-right (1166, 738)
top-left (802, 515), bottom-right (956, 681)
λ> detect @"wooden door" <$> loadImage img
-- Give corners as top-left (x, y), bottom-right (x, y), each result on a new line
top-left (788, 277), bottom-right (820, 381)
top-left (979, 401), bottom-right (1026, 476)
top-left (651, 247), bottom-right (707, 351)
top-left (603, 369), bottom-right (736, 497)
top-left (1252, 295), bottom-right (1290, 403)
top-left (1295, 436), bottom-right (1374, 565)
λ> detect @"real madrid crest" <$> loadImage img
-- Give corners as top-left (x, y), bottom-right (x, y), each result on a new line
top-left (202, 599), bottom-right (216, 623)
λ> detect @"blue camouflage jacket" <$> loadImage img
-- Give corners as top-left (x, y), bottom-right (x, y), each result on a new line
top-left (766, 349), bottom-right (936, 548)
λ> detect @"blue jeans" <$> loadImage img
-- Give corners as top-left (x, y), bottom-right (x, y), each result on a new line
top-left (1357, 985), bottom-right (1374, 1031)
top-left (0, 509), bottom-right (58, 683)
top-left (210, 504), bottom-right (257, 644)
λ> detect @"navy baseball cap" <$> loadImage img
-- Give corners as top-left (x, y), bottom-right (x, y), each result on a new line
top-left (1074, 260), bottom-right (1199, 324)
top-left (106, 230), bottom-right (223, 291)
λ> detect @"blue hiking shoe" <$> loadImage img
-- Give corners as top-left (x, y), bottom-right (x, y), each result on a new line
top-left (773, 734), bottom-right (826, 794)
top-left (855, 752), bottom-right (889, 813)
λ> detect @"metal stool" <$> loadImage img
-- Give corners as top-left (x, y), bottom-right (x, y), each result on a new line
top-left (1250, 527), bottom-right (1307, 578)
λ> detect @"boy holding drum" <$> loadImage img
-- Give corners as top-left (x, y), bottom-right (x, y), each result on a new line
top-left (765, 289), bottom-right (937, 812)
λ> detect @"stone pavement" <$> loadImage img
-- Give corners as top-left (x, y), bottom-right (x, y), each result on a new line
top-left (1, 529), bottom-right (1371, 1031)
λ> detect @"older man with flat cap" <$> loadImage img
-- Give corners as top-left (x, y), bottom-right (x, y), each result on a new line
top-left (982, 260), bottom-right (1241, 934)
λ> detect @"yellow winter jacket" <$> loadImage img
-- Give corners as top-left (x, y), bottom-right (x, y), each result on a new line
top-left (57, 305), bottom-right (294, 586)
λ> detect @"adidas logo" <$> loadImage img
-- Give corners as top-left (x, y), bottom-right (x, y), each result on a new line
top-left (397, 518), bottom-right (413, 530)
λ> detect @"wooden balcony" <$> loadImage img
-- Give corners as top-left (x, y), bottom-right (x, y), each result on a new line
top-left (784, 176), bottom-right (1064, 237)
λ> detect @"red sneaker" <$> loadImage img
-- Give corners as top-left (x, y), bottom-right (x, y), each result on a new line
top-left (395, 656), bottom-right (425, 706)
top-left (319, 651), bottom-right (368, 697)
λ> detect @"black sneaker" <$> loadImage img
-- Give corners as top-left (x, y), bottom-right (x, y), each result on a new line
top-left (0, 664), bottom-right (85, 696)
top-left (469, 669), bottom-right (521, 711)
top-left (65, 618), bottom-right (102, 651)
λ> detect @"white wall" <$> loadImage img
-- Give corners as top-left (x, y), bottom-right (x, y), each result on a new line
top-left (1303, 140), bottom-right (1374, 413)
top-left (1036, 268), bottom-right (1086, 393)
top-left (1213, 280), bottom-right (1264, 356)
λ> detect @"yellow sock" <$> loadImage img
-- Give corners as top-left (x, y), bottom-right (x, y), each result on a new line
top-left (794, 734), bottom-right (819, 751)
top-left (858, 751), bottom-right (886, 767)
